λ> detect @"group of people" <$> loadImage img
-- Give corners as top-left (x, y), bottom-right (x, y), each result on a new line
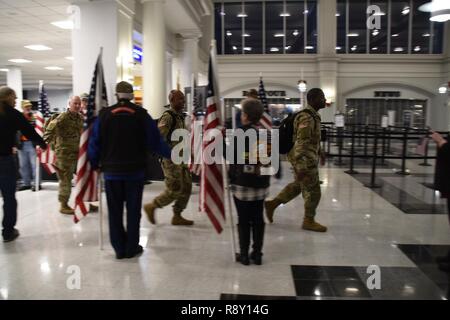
top-left (1, 83), bottom-right (448, 268)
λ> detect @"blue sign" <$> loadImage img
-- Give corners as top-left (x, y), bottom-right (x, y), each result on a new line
top-left (133, 45), bottom-right (143, 63)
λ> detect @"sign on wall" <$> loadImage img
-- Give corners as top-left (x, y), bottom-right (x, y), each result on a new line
top-left (133, 45), bottom-right (143, 63)
top-left (242, 90), bottom-right (286, 97)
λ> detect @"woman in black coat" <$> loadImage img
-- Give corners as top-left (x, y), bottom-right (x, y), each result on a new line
top-left (431, 131), bottom-right (449, 271)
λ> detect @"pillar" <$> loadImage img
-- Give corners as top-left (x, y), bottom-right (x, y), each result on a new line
top-left (72, 0), bottom-right (134, 104)
top-left (6, 67), bottom-right (23, 109)
top-left (142, 0), bottom-right (167, 118)
top-left (179, 30), bottom-right (202, 90)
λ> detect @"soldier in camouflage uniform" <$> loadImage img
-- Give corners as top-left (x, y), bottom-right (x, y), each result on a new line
top-left (44, 96), bottom-right (83, 215)
top-left (143, 90), bottom-right (194, 226)
top-left (265, 88), bottom-right (328, 232)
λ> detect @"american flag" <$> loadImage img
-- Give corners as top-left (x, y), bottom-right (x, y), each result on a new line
top-left (189, 79), bottom-right (202, 176)
top-left (73, 51), bottom-right (108, 223)
top-left (35, 80), bottom-right (56, 174)
top-left (200, 45), bottom-right (226, 234)
top-left (258, 76), bottom-right (272, 129)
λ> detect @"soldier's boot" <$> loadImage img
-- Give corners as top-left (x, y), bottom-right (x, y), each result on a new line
top-left (171, 212), bottom-right (194, 226)
top-left (264, 198), bottom-right (282, 223)
top-left (302, 217), bottom-right (327, 232)
top-left (250, 224), bottom-right (265, 265)
top-left (60, 202), bottom-right (75, 215)
top-left (143, 202), bottom-right (158, 225)
top-left (237, 224), bottom-right (250, 266)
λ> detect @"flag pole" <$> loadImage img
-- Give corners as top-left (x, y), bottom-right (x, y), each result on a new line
top-left (211, 40), bottom-right (238, 262)
top-left (36, 80), bottom-right (45, 192)
top-left (98, 48), bottom-right (104, 250)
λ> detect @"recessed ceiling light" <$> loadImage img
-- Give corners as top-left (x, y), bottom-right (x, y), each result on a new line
top-left (336, 46), bottom-right (342, 50)
top-left (402, 6), bottom-right (410, 15)
top-left (414, 46), bottom-right (421, 52)
top-left (226, 31), bottom-right (232, 36)
top-left (372, 29), bottom-right (379, 36)
top-left (285, 46), bottom-right (291, 50)
top-left (243, 33), bottom-right (251, 37)
top-left (304, 10), bottom-right (309, 14)
top-left (280, 13), bottom-right (291, 17)
top-left (45, 66), bottom-right (64, 71)
top-left (237, 13), bottom-right (247, 18)
top-left (430, 13), bottom-right (450, 22)
top-left (351, 46), bottom-right (357, 51)
top-left (422, 33), bottom-right (431, 37)
top-left (270, 47), bottom-right (279, 52)
top-left (232, 46), bottom-right (237, 50)
top-left (372, 47), bottom-right (379, 51)
top-left (394, 47), bottom-right (404, 52)
top-left (51, 20), bottom-right (74, 30)
top-left (0, 68), bottom-right (9, 72)
top-left (8, 59), bottom-right (32, 63)
top-left (220, 11), bottom-right (226, 16)
top-left (335, 13), bottom-right (341, 17)
top-left (243, 47), bottom-right (252, 51)
top-left (24, 45), bottom-right (52, 51)
top-left (347, 33), bottom-right (359, 37)
top-left (373, 12), bottom-right (386, 16)
top-left (293, 30), bottom-right (299, 36)
top-left (274, 33), bottom-right (285, 37)
top-left (65, 56), bottom-right (74, 61)
top-left (392, 33), bottom-right (399, 37)
top-left (305, 46), bottom-right (314, 50)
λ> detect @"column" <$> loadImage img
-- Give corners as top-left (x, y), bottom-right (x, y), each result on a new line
top-left (317, 0), bottom-right (338, 123)
top-left (142, 0), bottom-right (167, 118)
top-left (72, 0), bottom-right (135, 104)
top-left (179, 30), bottom-right (202, 90)
top-left (6, 67), bottom-right (23, 109)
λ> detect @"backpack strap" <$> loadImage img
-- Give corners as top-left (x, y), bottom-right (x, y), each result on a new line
top-left (160, 109), bottom-right (178, 141)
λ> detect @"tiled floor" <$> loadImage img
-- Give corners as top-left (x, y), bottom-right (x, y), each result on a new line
top-left (1, 159), bottom-right (449, 300)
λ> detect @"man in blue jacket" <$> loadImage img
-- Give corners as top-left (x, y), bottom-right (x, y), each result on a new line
top-left (88, 81), bottom-right (171, 259)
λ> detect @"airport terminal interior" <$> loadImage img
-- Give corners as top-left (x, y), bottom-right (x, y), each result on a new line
top-left (0, 0), bottom-right (450, 300)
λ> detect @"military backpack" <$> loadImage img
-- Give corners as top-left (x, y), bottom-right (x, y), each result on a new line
top-left (278, 109), bottom-right (316, 155)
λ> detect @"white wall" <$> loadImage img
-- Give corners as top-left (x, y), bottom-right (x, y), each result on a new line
top-left (25, 89), bottom-right (72, 112)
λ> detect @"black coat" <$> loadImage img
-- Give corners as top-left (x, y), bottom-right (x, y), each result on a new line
top-left (434, 141), bottom-right (450, 197)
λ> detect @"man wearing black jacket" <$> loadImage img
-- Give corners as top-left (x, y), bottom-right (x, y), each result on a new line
top-left (0, 86), bottom-right (47, 242)
top-left (88, 82), bottom-right (171, 259)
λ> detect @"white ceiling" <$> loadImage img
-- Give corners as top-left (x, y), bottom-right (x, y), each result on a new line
top-left (0, 0), bottom-right (73, 89)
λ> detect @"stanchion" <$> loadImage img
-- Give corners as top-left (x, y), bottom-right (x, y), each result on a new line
top-left (419, 137), bottom-right (432, 167)
top-left (345, 126), bottom-right (359, 175)
top-left (381, 127), bottom-right (387, 166)
top-left (363, 126), bottom-right (369, 162)
top-left (396, 128), bottom-right (410, 175)
top-left (387, 127), bottom-right (392, 154)
top-left (334, 127), bottom-right (346, 166)
top-left (365, 132), bottom-right (381, 188)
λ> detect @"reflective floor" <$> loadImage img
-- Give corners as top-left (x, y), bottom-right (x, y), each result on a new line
top-left (0, 159), bottom-right (449, 300)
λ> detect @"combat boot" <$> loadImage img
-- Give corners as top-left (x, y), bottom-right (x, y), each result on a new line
top-left (171, 213), bottom-right (194, 226)
top-left (60, 202), bottom-right (75, 215)
top-left (264, 198), bottom-right (282, 223)
top-left (144, 202), bottom-right (158, 224)
top-left (302, 217), bottom-right (327, 232)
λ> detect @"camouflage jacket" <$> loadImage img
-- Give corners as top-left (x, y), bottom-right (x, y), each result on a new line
top-left (158, 109), bottom-right (185, 148)
top-left (43, 111), bottom-right (83, 159)
top-left (288, 105), bottom-right (322, 172)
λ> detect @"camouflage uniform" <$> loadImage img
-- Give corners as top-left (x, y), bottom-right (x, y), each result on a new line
top-left (153, 109), bottom-right (192, 215)
top-left (274, 105), bottom-right (322, 218)
top-left (44, 111), bottom-right (83, 204)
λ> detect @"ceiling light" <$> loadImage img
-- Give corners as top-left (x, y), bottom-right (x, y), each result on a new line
top-left (336, 46), bottom-right (342, 50)
top-left (220, 11), bottom-right (226, 16)
top-left (373, 12), bottom-right (386, 16)
top-left (372, 47), bottom-right (379, 51)
top-left (285, 46), bottom-right (291, 50)
top-left (414, 46), bottom-right (421, 52)
top-left (274, 33), bottom-right (285, 37)
top-left (237, 13), bottom-right (247, 18)
top-left (335, 13), bottom-right (341, 17)
top-left (0, 68), bottom-right (8, 72)
top-left (24, 45), bottom-right (52, 51)
top-left (280, 13), bottom-right (291, 17)
top-left (232, 46), bottom-right (237, 50)
top-left (422, 33), bottom-right (431, 37)
top-left (392, 33), bottom-right (399, 37)
top-left (394, 47), bottom-right (404, 52)
top-left (304, 10), bottom-right (309, 14)
top-left (270, 47), bottom-right (279, 52)
top-left (45, 66), bottom-right (64, 70)
top-left (51, 20), bottom-right (74, 30)
top-left (430, 13), bottom-right (450, 21)
top-left (439, 85), bottom-right (448, 94)
top-left (372, 29), bottom-right (379, 36)
top-left (351, 46), bottom-right (357, 51)
top-left (402, 6), bottom-right (410, 15)
top-left (65, 56), bottom-right (74, 61)
top-left (8, 59), bottom-right (32, 63)
top-left (293, 30), bottom-right (299, 36)
top-left (243, 33), bottom-right (250, 37)
top-left (419, 1), bottom-right (450, 22)
top-left (305, 46), bottom-right (314, 50)
top-left (347, 33), bottom-right (359, 37)
top-left (243, 47), bottom-right (252, 51)
top-left (226, 31), bottom-right (232, 36)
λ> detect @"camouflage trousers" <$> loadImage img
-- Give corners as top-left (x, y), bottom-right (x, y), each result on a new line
top-left (55, 157), bottom-right (77, 204)
top-left (274, 165), bottom-right (321, 219)
top-left (153, 159), bottom-right (192, 215)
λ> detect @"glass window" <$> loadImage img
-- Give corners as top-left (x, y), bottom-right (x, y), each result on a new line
top-left (390, 0), bottom-right (410, 54)
top-left (348, 0), bottom-right (367, 54)
top-left (243, 2), bottom-right (263, 54)
top-left (305, 0), bottom-right (317, 53)
top-left (223, 3), bottom-right (243, 54)
top-left (412, 0), bottom-right (431, 54)
top-left (369, 1), bottom-right (388, 54)
top-left (266, 1), bottom-right (284, 54)
top-left (214, 3), bottom-right (224, 54)
top-left (336, 0), bottom-right (346, 53)
top-left (286, 1), bottom-right (305, 54)
top-left (432, 22), bottom-right (444, 54)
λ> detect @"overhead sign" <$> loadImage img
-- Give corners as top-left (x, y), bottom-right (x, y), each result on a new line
top-left (243, 90), bottom-right (286, 97)
top-left (133, 45), bottom-right (143, 63)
